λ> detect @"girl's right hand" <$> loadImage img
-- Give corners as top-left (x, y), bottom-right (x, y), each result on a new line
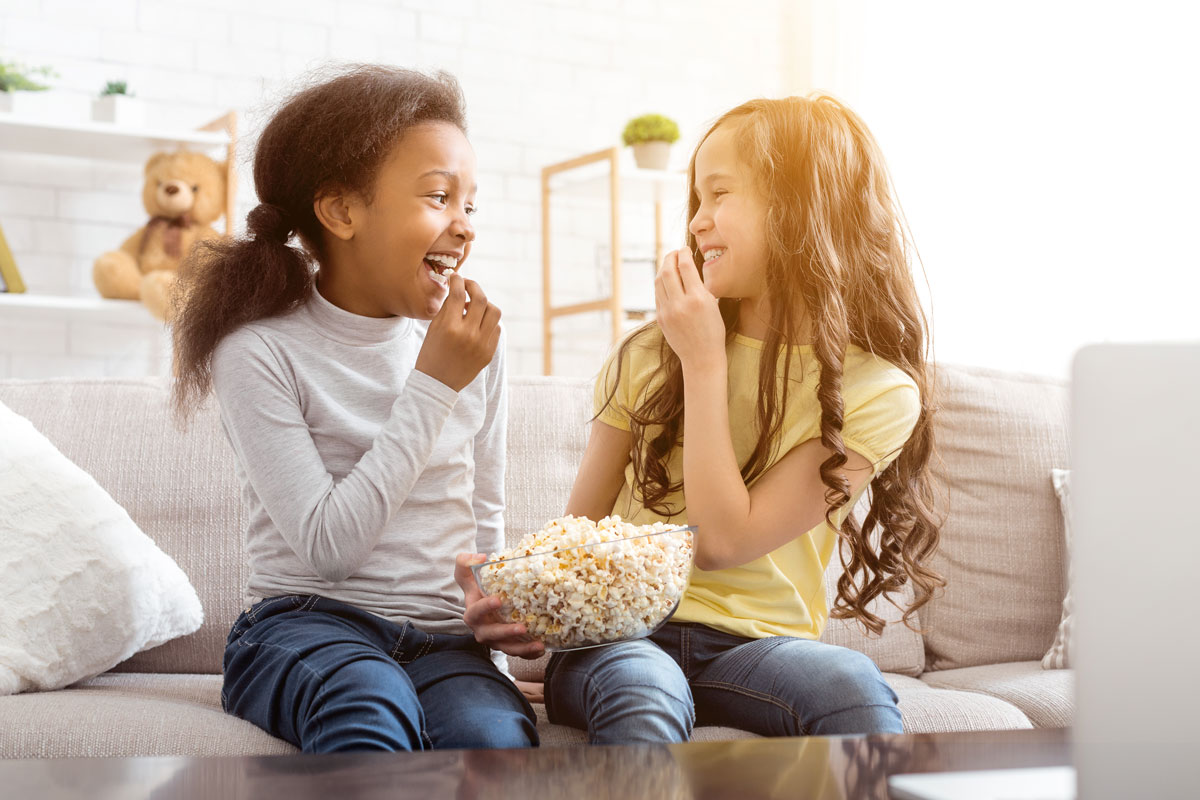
top-left (416, 273), bottom-right (502, 392)
top-left (655, 247), bottom-right (726, 373)
top-left (455, 553), bottom-right (547, 659)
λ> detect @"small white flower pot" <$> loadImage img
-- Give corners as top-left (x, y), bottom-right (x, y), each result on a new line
top-left (631, 141), bottom-right (672, 170)
top-left (91, 95), bottom-right (146, 127)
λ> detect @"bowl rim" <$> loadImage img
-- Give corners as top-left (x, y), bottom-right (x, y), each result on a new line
top-left (470, 524), bottom-right (696, 576)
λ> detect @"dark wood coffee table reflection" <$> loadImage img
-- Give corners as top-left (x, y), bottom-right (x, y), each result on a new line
top-left (0, 728), bottom-right (1070, 800)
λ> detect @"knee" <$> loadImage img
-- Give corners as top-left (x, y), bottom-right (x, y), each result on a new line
top-left (580, 643), bottom-right (693, 743)
top-left (820, 649), bottom-right (897, 707)
top-left (454, 713), bottom-right (538, 750)
top-left (323, 656), bottom-right (413, 699)
top-left (597, 679), bottom-right (694, 743)
top-left (794, 647), bottom-right (900, 734)
top-left (585, 642), bottom-right (690, 706)
top-left (548, 641), bottom-right (693, 743)
top-left (311, 658), bottom-right (423, 752)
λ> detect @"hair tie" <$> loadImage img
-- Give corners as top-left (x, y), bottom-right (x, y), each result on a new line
top-left (247, 202), bottom-right (293, 244)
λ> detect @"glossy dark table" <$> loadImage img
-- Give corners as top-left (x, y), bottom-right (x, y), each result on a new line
top-left (0, 728), bottom-right (1069, 799)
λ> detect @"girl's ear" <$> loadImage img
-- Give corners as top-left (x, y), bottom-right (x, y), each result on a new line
top-left (313, 191), bottom-right (356, 241)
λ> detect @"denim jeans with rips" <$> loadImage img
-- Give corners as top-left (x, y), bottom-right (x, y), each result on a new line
top-left (222, 594), bottom-right (539, 753)
top-left (544, 621), bottom-right (902, 744)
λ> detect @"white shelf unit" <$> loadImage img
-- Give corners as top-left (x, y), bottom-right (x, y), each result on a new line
top-left (0, 293), bottom-right (171, 379)
top-left (0, 113), bottom-right (238, 234)
top-left (0, 292), bottom-right (170, 323)
top-left (0, 112), bottom-right (237, 378)
top-left (0, 116), bottom-right (228, 161)
top-left (541, 146), bottom-right (686, 375)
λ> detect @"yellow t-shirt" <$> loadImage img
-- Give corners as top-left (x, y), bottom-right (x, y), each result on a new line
top-left (594, 331), bottom-right (921, 641)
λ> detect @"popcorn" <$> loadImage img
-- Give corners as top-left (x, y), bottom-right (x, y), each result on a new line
top-left (475, 515), bottom-right (694, 650)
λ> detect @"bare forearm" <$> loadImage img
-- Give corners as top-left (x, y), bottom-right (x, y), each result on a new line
top-left (564, 482), bottom-right (621, 521)
top-left (681, 362), bottom-right (752, 569)
top-left (565, 421), bottom-right (632, 522)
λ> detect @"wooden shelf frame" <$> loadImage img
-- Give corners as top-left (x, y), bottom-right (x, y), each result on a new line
top-left (196, 111), bottom-right (238, 236)
top-left (541, 146), bottom-right (682, 375)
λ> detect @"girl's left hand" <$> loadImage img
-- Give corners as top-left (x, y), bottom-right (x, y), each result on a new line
top-left (455, 553), bottom-right (546, 659)
top-left (655, 247), bottom-right (726, 372)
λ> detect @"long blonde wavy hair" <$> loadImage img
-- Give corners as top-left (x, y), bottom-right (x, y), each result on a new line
top-left (602, 95), bottom-right (944, 634)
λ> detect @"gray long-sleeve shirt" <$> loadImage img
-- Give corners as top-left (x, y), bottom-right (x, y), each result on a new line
top-left (210, 286), bottom-right (506, 637)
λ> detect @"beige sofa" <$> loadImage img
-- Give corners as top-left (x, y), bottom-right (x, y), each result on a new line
top-left (0, 364), bottom-right (1073, 757)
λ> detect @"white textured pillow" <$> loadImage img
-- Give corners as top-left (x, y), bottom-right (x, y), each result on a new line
top-left (1042, 468), bottom-right (1074, 669)
top-left (0, 399), bottom-right (203, 695)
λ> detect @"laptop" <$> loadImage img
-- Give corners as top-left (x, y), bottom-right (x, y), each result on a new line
top-left (890, 342), bottom-right (1200, 800)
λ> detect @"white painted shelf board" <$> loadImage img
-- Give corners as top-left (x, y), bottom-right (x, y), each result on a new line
top-left (0, 293), bottom-right (165, 327)
top-left (0, 116), bottom-right (229, 162)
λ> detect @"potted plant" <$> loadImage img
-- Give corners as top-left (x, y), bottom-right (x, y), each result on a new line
top-left (622, 113), bottom-right (680, 170)
top-left (92, 80), bottom-right (145, 126)
top-left (0, 60), bottom-right (57, 115)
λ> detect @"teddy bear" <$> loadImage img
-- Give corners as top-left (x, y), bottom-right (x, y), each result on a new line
top-left (93, 150), bottom-right (227, 321)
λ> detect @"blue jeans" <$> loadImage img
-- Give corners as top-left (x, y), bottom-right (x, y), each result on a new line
top-left (544, 621), bottom-right (902, 744)
top-left (222, 594), bottom-right (539, 753)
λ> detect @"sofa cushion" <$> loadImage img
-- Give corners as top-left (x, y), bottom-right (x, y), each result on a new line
top-left (503, 377), bottom-right (594, 547)
top-left (920, 364), bottom-right (1070, 670)
top-left (0, 378), bottom-right (247, 676)
top-left (0, 670), bottom-right (1031, 756)
top-left (0, 673), bottom-right (295, 758)
top-left (0, 397), bottom-right (203, 695)
top-left (919, 661), bottom-right (1073, 728)
top-left (1042, 468), bottom-right (1074, 669)
top-left (886, 673), bottom-right (1034, 733)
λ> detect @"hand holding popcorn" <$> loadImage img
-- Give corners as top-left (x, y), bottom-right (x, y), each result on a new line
top-left (456, 552), bottom-right (546, 659)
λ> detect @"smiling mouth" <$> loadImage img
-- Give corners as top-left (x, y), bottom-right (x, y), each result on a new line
top-left (425, 253), bottom-right (459, 285)
top-left (703, 248), bottom-right (726, 265)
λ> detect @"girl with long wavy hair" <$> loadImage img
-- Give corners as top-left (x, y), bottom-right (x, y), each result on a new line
top-left (171, 66), bottom-right (539, 753)
top-left (528, 95), bottom-right (944, 742)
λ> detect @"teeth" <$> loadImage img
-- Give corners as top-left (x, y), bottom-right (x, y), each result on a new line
top-left (703, 248), bottom-right (726, 262)
top-left (429, 270), bottom-right (449, 286)
top-left (425, 253), bottom-right (458, 272)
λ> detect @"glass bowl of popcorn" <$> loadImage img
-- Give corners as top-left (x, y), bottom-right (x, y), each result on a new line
top-left (471, 516), bottom-right (696, 652)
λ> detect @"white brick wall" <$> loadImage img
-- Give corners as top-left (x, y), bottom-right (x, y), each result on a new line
top-left (0, 0), bottom-right (798, 378)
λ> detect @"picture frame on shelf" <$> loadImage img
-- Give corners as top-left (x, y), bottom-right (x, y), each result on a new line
top-left (0, 222), bottom-right (25, 293)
